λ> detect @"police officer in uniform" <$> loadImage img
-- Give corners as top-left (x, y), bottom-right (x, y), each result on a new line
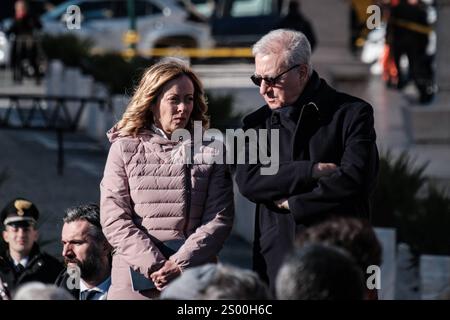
top-left (0, 198), bottom-right (63, 292)
top-left (0, 257), bottom-right (11, 300)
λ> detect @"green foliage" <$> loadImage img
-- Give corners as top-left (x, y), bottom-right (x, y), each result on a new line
top-left (84, 54), bottom-right (152, 94)
top-left (400, 185), bottom-right (450, 256)
top-left (41, 34), bottom-right (92, 68)
top-left (372, 150), bottom-right (450, 256)
top-left (372, 150), bottom-right (428, 228)
top-left (205, 92), bottom-right (242, 131)
top-left (41, 34), bottom-right (154, 94)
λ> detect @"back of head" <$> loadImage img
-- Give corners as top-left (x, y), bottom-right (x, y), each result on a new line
top-left (63, 203), bottom-right (106, 243)
top-left (161, 263), bottom-right (272, 300)
top-left (296, 216), bottom-right (382, 275)
top-left (14, 282), bottom-right (74, 300)
top-left (202, 264), bottom-right (272, 300)
top-left (276, 244), bottom-right (365, 300)
top-left (252, 29), bottom-right (312, 75)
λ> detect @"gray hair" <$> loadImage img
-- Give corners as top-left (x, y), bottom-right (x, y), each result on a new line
top-left (202, 264), bottom-right (272, 300)
top-left (161, 263), bottom-right (272, 300)
top-left (252, 29), bottom-right (312, 76)
top-left (276, 244), bottom-right (365, 300)
top-left (13, 282), bottom-right (74, 300)
top-left (63, 204), bottom-right (106, 243)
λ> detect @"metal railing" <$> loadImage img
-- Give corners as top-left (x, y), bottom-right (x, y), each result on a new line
top-left (0, 94), bottom-right (111, 175)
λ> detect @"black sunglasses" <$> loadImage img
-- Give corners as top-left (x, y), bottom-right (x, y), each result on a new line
top-left (251, 64), bottom-right (301, 87)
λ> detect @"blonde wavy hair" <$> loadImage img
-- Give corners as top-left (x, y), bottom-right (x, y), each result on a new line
top-left (117, 58), bottom-right (209, 137)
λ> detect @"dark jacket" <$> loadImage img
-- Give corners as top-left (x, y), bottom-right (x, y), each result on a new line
top-left (0, 243), bottom-right (64, 292)
top-left (55, 268), bottom-right (79, 300)
top-left (0, 257), bottom-right (11, 300)
top-left (235, 71), bottom-right (379, 290)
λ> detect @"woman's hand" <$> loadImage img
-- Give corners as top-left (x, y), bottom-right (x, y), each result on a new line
top-left (150, 259), bottom-right (182, 291)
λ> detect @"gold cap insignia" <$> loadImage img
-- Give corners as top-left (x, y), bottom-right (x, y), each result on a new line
top-left (14, 200), bottom-right (33, 216)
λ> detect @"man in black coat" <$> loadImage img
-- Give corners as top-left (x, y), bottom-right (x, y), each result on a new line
top-left (0, 198), bottom-right (64, 293)
top-left (235, 29), bottom-right (379, 292)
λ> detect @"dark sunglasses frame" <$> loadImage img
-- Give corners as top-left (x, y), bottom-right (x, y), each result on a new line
top-left (251, 64), bottom-right (301, 87)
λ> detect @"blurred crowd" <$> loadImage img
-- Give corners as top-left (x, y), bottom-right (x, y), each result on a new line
top-left (352, 0), bottom-right (437, 104)
top-left (1, 197), bottom-right (384, 300)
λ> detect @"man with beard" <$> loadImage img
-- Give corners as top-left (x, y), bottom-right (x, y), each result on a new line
top-left (0, 198), bottom-right (63, 292)
top-left (56, 204), bottom-right (112, 300)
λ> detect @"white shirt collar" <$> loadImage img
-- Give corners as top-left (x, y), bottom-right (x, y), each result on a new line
top-left (13, 257), bottom-right (29, 267)
top-left (79, 276), bottom-right (111, 300)
top-left (151, 124), bottom-right (169, 139)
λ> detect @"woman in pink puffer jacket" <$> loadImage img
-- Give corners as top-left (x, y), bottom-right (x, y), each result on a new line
top-left (100, 59), bottom-right (234, 300)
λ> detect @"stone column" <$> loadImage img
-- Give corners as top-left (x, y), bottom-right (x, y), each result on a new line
top-left (420, 254), bottom-right (450, 299)
top-left (45, 60), bottom-right (63, 96)
top-left (435, 0), bottom-right (450, 91)
top-left (375, 228), bottom-right (397, 300)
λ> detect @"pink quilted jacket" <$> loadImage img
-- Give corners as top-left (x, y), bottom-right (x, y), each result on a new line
top-left (100, 126), bottom-right (234, 299)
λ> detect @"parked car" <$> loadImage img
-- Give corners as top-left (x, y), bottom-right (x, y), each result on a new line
top-left (40, 0), bottom-right (213, 53)
top-left (0, 29), bottom-right (10, 67)
top-left (209, 0), bottom-right (290, 47)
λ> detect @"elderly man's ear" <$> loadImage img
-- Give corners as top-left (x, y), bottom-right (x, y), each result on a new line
top-left (299, 65), bottom-right (309, 81)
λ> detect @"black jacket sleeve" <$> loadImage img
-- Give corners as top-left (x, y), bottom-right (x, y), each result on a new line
top-left (235, 157), bottom-right (316, 204)
top-left (288, 103), bottom-right (379, 223)
top-left (234, 107), bottom-right (317, 205)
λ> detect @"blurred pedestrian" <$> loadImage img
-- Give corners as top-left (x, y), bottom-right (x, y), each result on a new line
top-left (6, 0), bottom-right (43, 84)
top-left (386, 0), bottom-right (437, 103)
top-left (0, 198), bottom-right (63, 292)
top-left (349, 0), bottom-right (375, 55)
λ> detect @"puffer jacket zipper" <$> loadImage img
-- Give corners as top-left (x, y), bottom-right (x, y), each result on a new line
top-left (183, 163), bottom-right (192, 238)
top-left (182, 143), bottom-right (193, 238)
